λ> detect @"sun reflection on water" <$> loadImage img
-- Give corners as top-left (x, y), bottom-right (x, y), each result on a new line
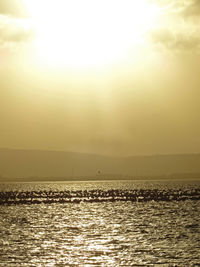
top-left (0, 181), bottom-right (199, 265)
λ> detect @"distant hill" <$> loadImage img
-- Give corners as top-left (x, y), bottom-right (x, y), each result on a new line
top-left (0, 148), bottom-right (200, 181)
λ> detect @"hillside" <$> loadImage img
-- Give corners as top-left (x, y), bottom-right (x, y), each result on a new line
top-left (0, 148), bottom-right (200, 180)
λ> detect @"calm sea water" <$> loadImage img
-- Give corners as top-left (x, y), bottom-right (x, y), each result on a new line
top-left (0, 180), bottom-right (199, 266)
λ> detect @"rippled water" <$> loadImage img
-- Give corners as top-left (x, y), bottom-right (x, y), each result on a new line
top-left (0, 180), bottom-right (199, 266)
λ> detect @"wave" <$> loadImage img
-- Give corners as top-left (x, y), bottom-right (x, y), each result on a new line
top-left (0, 188), bottom-right (199, 205)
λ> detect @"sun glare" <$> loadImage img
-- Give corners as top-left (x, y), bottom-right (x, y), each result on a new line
top-left (25, 0), bottom-right (160, 69)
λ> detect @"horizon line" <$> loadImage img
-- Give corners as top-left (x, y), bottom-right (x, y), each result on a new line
top-left (0, 147), bottom-right (200, 158)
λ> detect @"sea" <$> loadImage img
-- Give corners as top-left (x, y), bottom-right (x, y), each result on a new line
top-left (0, 180), bottom-right (199, 266)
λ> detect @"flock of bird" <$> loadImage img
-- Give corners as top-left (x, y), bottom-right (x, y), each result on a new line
top-left (0, 188), bottom-right (199, 205)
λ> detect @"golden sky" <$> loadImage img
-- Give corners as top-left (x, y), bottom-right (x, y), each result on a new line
top-left (0, 0), bottom-right (200, 156)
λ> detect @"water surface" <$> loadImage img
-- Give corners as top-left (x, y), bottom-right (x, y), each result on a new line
top-left (0, 180), bottom-right (199, 266)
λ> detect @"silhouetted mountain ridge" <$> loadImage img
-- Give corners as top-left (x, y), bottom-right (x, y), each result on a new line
top-left (0, 148), bottom-right (200, 180)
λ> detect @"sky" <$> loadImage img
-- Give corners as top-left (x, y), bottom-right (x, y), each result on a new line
top-left (0, 0), bottom-right (200, 156)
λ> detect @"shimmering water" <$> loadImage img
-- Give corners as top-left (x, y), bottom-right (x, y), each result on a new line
top-left (0, 180), bottom-right (199, 266)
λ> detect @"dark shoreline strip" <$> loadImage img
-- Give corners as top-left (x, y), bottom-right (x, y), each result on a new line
top-left (0, 189), bottom-right (199, 205)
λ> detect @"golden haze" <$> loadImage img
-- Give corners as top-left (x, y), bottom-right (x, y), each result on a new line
top-left (0, 0), bottom-right (200, 156)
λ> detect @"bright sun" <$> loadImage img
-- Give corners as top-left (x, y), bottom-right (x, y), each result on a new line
top-left (25, 0), bottom-right (160, 69)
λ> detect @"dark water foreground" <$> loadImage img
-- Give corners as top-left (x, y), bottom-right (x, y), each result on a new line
top-left (0, 180), bottom-right (200, 266)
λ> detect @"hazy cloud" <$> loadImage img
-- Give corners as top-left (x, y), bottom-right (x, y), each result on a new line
top-left (0, 0), bottom-right (26, 17)
top-left (149, 0), bottom-right (200, 52)
top-left (0, 14), bottom-right (33, 47)
top-left (182, 0), bottom-right (200, 18)
top-left (150, 28), bottom-right (200, 51)
top-left (154, 0), bottom-right (200, 16)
